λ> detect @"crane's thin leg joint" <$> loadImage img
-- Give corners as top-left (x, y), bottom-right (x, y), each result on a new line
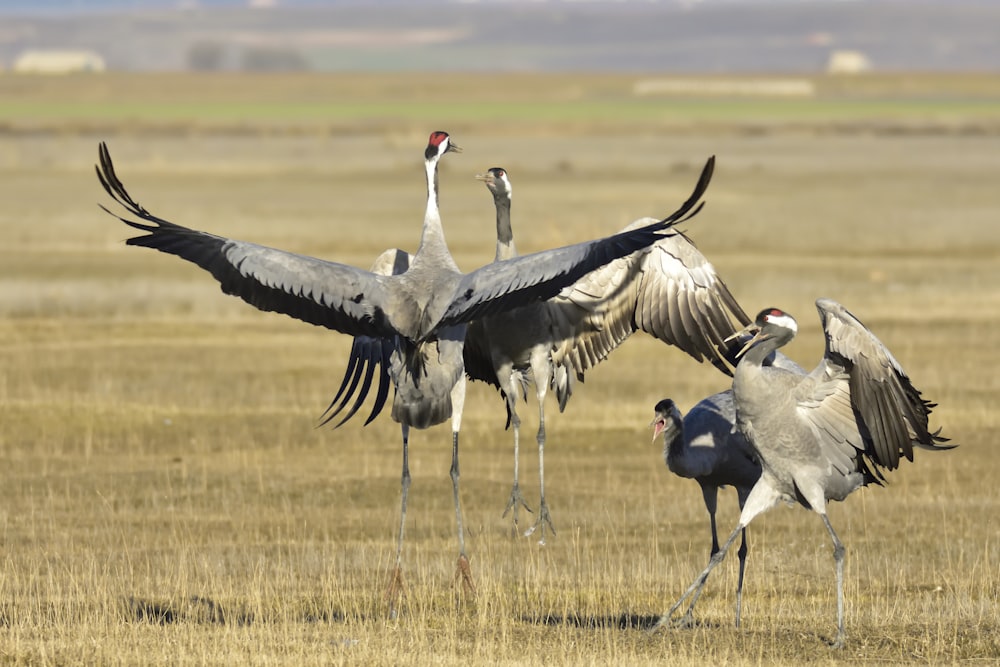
top-left (821, 513), bottom-right (847, 649)
top-left (387, 425), bottom-right (411, 618)
top-left (502, 397), bottom-right (532, 534)
top-left (451, 431), bottom-right (476, 597)
top-left (524, 416), bottom-right (556, 544)
top-left (735, 527), bottom-right (749, 628)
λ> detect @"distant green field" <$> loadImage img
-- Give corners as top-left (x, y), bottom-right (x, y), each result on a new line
top-left (2, 72), bottom-right (999, 130)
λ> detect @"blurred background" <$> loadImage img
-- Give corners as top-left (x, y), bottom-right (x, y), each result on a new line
top-left (1, 0), bottom-right (998, 74)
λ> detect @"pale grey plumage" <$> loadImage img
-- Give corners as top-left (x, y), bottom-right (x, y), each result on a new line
top-left (469, 166), bottom-right (752, 542)
top-left (324, 162), bottom-right (746, 544)
top-left (98, 135), bottom-right (715, 606)
top-left (655, 299), bottom-right (954, 647)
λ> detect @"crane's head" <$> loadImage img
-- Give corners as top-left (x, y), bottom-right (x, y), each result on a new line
top-left (475, 167), bottom-right (512, 201)
top-left (426, 131), bottom-right (462, 161)
top-left (726, 307), bottom-right (799, 359)
top-left (651, 398), bottom-right (682, 444)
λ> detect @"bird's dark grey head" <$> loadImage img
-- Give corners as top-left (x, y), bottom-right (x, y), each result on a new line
top-left (425, 131), bottom-right (462, 161)
top-left (651, 399), bottom-right (681, 443)
top-left (475, 167), bottom-right (511, 200)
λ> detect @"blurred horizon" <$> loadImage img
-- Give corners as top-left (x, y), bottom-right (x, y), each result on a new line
top-left (1, 0), bottom-right (997, 73)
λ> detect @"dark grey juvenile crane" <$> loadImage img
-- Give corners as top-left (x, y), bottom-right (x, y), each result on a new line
top-left (96, 133), bottom-right (715, 611)
top-left (324, 164), bottom-right (749, 544)
top-left (649, 349), bottom-right (803, 627)
top-left (650, 393), bottom-right (759, 628)
top-left (655, 299), bottom-right (954, 647)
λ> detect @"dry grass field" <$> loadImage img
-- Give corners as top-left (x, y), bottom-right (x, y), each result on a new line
top-left (0, 73), bottom-right (998, 665)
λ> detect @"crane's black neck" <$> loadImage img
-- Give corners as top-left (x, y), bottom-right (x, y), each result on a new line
top-left (494, 195), bottom-right (515, 261)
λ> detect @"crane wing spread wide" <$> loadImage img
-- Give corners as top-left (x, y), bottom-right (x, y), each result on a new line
top-left (97, 142), bottom-right (400, 340)
top-left (439, 156), bottom-right (715, 328)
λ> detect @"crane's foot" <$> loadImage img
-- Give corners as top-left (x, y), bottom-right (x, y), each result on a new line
top-left (385, 565), bottom-right (407, 619)
top-left (454, 554), bottom-right (477, 598)
top-left (648, 609), bottom-right (696, 633)
top-left (523, 499), bottom-right (556, 545)
top-left (501, 484), bottom-right (533, 537)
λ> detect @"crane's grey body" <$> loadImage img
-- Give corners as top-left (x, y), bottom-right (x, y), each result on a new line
top-left (655, 299), bottom-right (953, 647)
top-left (470, 168), bottom-right (752, 542)
top-left (325, 164), bottom-right (749, 544)
top-left (98, 135), bottom-right (715, 610)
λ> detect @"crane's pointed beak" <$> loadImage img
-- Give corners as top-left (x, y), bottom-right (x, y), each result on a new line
top-left (725, 321), bottom-right (767, 360)
top-left (448, 141), bottom-right (463, 154)
top-left (724, 322), bottom-right (757, 344)
top-left (735, 328), bottom-right (774, 359)
top-left (475, 172), bottom-right (493, 184)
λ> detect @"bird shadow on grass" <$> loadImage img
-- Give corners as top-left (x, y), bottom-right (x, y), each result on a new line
top-left (523, 613), bottom-right (730, 634)
top-left (123, 595), bottom-right (347, 626)
top-left (523, 613), bottom-right (665, 631)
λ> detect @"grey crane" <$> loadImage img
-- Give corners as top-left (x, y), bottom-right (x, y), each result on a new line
top-left (96, 133), bottom-right (716, 611)
top-left (324, 164), bottom-right (750, 544)
top-left (649, 348), bottom-right (804, 627)
top-left (471, 166), bottom-right (755, 542)
top-left (655, 299), bottom-right (954, 647)
top-left (650, 393), bottom-right (758, 628)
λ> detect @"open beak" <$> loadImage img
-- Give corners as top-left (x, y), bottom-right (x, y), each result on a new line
top-left (650, 416), bottom-right (665, 442)
top-left (448, 141), bottom-right (463, 154)
top-left (475, 172), bottom-right (493, 185)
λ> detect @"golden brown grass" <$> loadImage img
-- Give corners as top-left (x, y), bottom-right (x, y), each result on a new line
top-left (0, 73), bottom-right (998, 665)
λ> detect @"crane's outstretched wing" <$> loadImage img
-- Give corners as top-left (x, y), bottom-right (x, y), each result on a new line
top-left (97, 142), bottom-right (400, 340)
top-left (799, 298), bottom-right (953, 482)
top-left (438, 156), bottom-right (715, 328)
top-left (548, 222), bottom-right (750, 380)
top-left (319, 248), bottom-right (410, 428)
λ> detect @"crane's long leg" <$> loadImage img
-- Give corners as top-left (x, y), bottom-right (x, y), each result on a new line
top-left (501, 378), bottom-right (532, 535)
top-left (734, 485), bottom-right (753, 629)
top-left (386, 424), bottom-right (410, 618)
top-left (735, 527), bottom-right (749, 628)
top-left (653, 523), bottom-right (743, 631)
top-left (654, 478), bottom-right (778, 633)
top-left (820, 513), bottom-right (846, 649)
top-left (524, 375), bottom-right (555, 544)
top-left (449, 376), bottom-right (476, 596)
top-left (674, 485), bottom-right (721, 628)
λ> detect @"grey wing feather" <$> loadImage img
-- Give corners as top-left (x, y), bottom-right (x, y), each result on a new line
top-left (550, 224), bottom-right (750, 379)
top-left (438, 156), bottom-right (715, 327)
top-left (813, 298), bottom-right (953, 474)
top-left (98, 142), bottom-right (399, 340)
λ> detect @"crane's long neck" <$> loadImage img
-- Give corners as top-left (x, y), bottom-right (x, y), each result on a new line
top-left (735, 329), bottom-right (796, 394)
top-left (662, 409), bottom-right (685, 466)
top-left (494, 195), bottom-right (516, 262)
top-left (416, 155), bottom-right (457, 269)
